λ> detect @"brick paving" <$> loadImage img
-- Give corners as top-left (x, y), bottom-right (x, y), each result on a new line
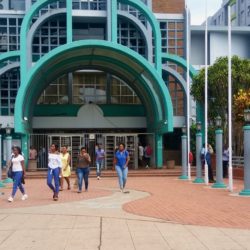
top-left (1, 176), bottom-right (250, 230)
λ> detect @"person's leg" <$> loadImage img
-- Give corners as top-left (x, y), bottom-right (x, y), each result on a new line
top-left (53, 168), bottom-right (60, 196)
top-left (122, 167), bottom-right (128, 189)
top-left (115, 165), bottom-right (123, 190)
top-left (47, 168), bottom-right (55, 193)
top-left (208, 164), bottom-right (214, 181)
top-left (17, 172), bottom-right (25, 195)
top-left (96, 161), bottom-right (100, 177)
top-left (223, 161), bottom-right (228, 178)
top-left (11, 172), bottom-right (19, 198)
top-left (77, 168), bottom-right (83, 192)
top-left (65, 177), bottom-right (70, 189)
top-left (60, 176), bottom-right (64, 190)
top-left (83, 167), bottom-right (90, 191)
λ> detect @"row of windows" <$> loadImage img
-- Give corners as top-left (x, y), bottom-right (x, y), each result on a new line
top-left (37, 72), bottom-right (141, 105)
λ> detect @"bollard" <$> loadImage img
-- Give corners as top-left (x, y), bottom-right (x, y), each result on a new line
top-left (179, 135), bottom-right (188, 180)
top-left (193, 132), bottom-right (204, 183)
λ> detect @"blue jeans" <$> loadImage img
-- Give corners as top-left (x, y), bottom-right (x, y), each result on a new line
top-left (96, 159), bottom-right (104, 177)
top-left (11, 171), bottom-right (25, 197)
top-left (115, 165), bottom-right (128, 189)
top-left (77, 167), bottom-right (90, 191)
top-left (47, 167), bottom-right (60, 194)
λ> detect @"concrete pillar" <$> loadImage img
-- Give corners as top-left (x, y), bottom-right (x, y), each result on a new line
top-left (179, 135), bottom-right (188, 179)
top-left (3, 136), bottom-right (13, 183)
top-left (212, 129), bottom-right (226, 188)
top-left (22, 134), bottom-right (29, 170)
top-left (239, 126), bottom-right (250, 196)
top-left (193, 132), bottom-right (204, 183)
top-left (155, 133), bottom-right (163, 169)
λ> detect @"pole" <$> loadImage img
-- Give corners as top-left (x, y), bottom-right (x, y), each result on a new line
top-left (3, 136), bottom-right (13, 184)
top-left (186, 1), bottom-right (191, 180)
top-left (204, 0), bottom-right (209, 185)
top-left (239, 125), bottom-right (250, 196)
top-left (212, 129), bottom-right (226, 188)
top-left (179, 134), bottom-right (188, 180)
top-left (228, 5), bottom-right (233, 192)
top-left (193, 132), bottom-right (204, 183)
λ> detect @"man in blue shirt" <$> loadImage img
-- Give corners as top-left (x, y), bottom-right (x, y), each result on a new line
top-left (95, 144), bottom-right (105, 180)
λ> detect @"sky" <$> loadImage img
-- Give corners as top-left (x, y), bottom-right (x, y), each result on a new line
top-left (188, 0), bottom-right (223, 25)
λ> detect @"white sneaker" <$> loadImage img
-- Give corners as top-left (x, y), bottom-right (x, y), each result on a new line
top-left (21, 194), bottom-right (28, 201)
top-left (97, 176), bottom-right (101, 180)
top-left (8, 196), bottom-right (13, 202)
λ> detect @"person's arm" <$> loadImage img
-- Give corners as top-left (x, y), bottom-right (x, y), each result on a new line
top-left (124, 151), bottom-right (130, 168)
top-left (67, 154), bottom-right (71, 167)
top-left (113, 155), bottom-right (117, 168)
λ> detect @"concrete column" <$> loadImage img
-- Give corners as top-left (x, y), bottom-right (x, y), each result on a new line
top-left (3, 136), bottom-right (13, 183)
top-left (0, 135), bottom-right (4, 187)
top-left (193, 132), bottom-right (204, 183)
top-left (22, 134), bottom-right (29, 170)
top-left (212, 129), bottom-right (226, 188)
top-left (179, 135), bottom-right (188, 179)
top-left (155, 133), bottom-right (163, 169)
top-left (239, 126), bottom-right (250, 196)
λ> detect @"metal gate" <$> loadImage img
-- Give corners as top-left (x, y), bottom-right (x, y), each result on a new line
top-left (29, 133), bottom-right (151, 170)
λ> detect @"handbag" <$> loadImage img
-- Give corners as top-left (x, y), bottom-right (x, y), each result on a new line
top-left (7, 156), bottom-right (14, 179)
top-left (7, 165), bottom-right (13, 179)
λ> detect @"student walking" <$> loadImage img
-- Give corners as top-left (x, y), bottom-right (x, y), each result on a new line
top-left (95, 144), bottom-right (105, 180)
top-left (222, 145), bottom-right (229, 178)
top-left (60, 145), bottom-right (71, 190)
top-left (47, 144), bottom-right (62, 201)
top-left (76, 147), bottom-right (91, 193)
top-left (114, 143), bottom-right (130, 192)
top-left (144, 144), bottom-right (153, 168)
top-left (8, 146), bottom-right (28, 202)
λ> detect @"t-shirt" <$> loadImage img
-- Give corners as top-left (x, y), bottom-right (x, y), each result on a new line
top-left (48, 153), bottom-right (62, 169)
top-left (139, 146), bottom-right (144, 157)
top-left (96, 149), bottom-right (105, 161)
top-left (77, 154), bottom-right (91, 168)
top-left (12, 154), bottom-right (24, 172)
top-left (115, 150), bottom-right (129, 168)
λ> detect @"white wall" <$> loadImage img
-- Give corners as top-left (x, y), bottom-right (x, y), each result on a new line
top-left (210, 32), bottom-right (250, 63)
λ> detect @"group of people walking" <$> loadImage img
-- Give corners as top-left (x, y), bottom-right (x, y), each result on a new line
top-left (7, 142), bottom-right (130, 202)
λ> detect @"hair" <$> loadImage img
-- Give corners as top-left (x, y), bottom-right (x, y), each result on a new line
top-left (80, 147), bottom-right (86, 151)
top-left (13, 146), bottom-right (22, 155)
top-left (51, 143), bottom-right (59, 150)
top-left (61, 145), bottom-right (68, 149)
top-left (119, 143), bottom-right (125, 148)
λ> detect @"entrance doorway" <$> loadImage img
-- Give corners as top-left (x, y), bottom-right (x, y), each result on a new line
top-left (29, 133), bottom-right (154, 170)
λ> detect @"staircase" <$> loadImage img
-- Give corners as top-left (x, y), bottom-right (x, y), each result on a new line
top-left (2, 167), bottom-right (196, 179)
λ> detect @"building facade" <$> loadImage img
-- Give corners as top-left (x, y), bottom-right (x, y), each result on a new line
top-left (0, 0), bottom-right (192, 169)
top-left (208, 0), bottom-right (250, 26)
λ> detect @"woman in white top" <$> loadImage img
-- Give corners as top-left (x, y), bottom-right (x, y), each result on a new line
top-left (47, 144), bottom-right (62, 201)
top-left (8, 146), bottom-right (28, 202)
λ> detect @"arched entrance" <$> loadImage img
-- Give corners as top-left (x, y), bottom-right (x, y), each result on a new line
top-left (15, 40), bottom-right (173, 167)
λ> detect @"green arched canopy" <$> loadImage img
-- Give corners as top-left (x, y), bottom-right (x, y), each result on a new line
top-left (15, 40), bottom-right (173, 134)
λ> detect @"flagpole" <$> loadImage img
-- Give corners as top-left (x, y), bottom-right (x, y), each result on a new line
top-left (204, 0), bottom-right (209, 185)
top-left (186, 0), bottom-right (191, 180)
top-left (228, 5), bottom-right (233, 192)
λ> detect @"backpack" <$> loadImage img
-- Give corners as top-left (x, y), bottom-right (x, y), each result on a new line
top-left (146, 146), bottom-right (153, 156)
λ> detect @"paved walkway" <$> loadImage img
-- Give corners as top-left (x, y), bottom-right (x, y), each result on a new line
top-left (0, 177), bottom-right (250, 249)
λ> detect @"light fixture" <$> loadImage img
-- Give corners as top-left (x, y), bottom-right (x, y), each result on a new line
top-left (196, 121), bottom-right (202, 132)
top-left (164, 120), bottom-right (167, 125)
top-left (244, 109), bottom-right (250, 125)
top-left (182, 124), bottom-right (187, 135)
top-left (215, 115), bottom-right (222, 128)
top-left (24, 117), bottom-right (28, 121)
top-left (5, 124), bottom-right (11, 135)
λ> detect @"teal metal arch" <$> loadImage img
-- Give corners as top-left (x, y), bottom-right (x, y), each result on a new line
top-left (162, 53), bottom-right (197, 78)
top-left (117, 0), bottom-right (162, 74)
top-left (0, 51), bottom-right (20, 65)
top-left (15, 40), bottom-right (173, 134)
top-left (20, 0), bottom-right (162, 85)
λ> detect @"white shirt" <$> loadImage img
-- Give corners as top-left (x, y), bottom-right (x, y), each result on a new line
top-left (48, 153), bottom-right (62, 169)
top-left (12, 154), bottom-right (24, 172)
top-left (139, 146), bottom-right (144, 157)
